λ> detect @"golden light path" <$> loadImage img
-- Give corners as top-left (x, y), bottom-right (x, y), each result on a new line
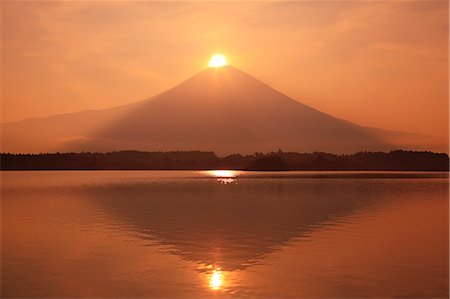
top-left (208, 170), bottom-right (237, 178)
top-left (209, 268), bottom-right (224, 290)
top-left (208, 54), bottom-right (228, 67)
top-left (205, 170), bottom-right (242, 184)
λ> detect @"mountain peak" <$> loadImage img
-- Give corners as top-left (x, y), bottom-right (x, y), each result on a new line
top-left (170, 65), bottom-right (282, 105)
top-left (184, 65), bottom-right (256, 84)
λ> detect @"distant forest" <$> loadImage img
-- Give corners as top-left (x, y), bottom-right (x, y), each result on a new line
top-left (0, 150), bottom-right (448, 171)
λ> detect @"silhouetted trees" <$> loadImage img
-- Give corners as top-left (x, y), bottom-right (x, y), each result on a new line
top-left (247, 155), bottom-right (289, 171)
top-left (0, 150), bottom-right (448, 171)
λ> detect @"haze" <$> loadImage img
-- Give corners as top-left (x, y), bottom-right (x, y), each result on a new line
top-left (1, 1), bottom-right (448, 142)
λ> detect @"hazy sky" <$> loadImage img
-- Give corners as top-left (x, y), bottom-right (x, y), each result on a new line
top-left (1, 1), bottom-right (448, 139)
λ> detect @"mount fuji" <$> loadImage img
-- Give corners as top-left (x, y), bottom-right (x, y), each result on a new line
top-left (1, 66), bottom-right (439, 154)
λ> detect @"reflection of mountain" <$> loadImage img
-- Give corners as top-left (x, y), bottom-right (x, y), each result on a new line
top-left (87, 174), bottom-right (390, 271)
top-left (1, 66), bottom-right (441, 154)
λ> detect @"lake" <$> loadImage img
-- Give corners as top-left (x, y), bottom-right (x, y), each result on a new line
top-left (1, 171), bottom-right (448, 298)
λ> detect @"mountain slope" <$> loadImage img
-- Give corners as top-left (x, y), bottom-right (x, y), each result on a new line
top-left (1, 66), bottom-right (441, 154)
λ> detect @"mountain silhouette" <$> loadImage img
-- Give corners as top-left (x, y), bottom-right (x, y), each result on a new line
top-left (1, 66), bottom-right (441, 154)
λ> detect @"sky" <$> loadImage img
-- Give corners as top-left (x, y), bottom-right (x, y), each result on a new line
top-left (1, 1), bottom-right (448, 140)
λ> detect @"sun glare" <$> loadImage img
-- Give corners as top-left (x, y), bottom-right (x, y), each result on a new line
top-left (208, 54), bottom-right (228, 68)
top-left (205, 170), bottom-right (241, 184)
top-left (209, 269), bottom-right (224, 290)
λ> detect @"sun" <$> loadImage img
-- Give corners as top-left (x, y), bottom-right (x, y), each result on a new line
top-left (208, 54), bottom-right (228, 68)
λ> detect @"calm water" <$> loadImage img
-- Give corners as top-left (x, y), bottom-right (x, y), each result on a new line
top-left (1, 171), bottom-right (448, 298)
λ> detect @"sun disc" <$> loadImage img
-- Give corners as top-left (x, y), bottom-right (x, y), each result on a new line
top-left (208, 54), bottom-right (227, 68)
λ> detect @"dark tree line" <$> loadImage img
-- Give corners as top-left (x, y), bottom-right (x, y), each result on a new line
top-left (0, 150), bottom-right (448, 171)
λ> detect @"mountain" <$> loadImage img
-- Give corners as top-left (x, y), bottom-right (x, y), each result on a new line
top-left (1, 66), bottom-right (442, 154)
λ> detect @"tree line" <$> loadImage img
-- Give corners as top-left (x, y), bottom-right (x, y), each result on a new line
top-left (0, 150), bottom-right (448, 171)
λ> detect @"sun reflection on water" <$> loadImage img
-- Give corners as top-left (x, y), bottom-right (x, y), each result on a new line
top-left (209, 268), bottom-right (223, 290)
top-left (205, 170), bottom-right (242, 184)
top-left (208, 170), bottom-right (238, 178)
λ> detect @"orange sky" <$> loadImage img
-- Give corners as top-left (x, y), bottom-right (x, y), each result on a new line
top-left (1, 1), bottom-right (448, 140)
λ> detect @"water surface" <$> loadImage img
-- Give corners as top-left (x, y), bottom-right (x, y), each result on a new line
top-left (1, 171), bottom-right (448, 298)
